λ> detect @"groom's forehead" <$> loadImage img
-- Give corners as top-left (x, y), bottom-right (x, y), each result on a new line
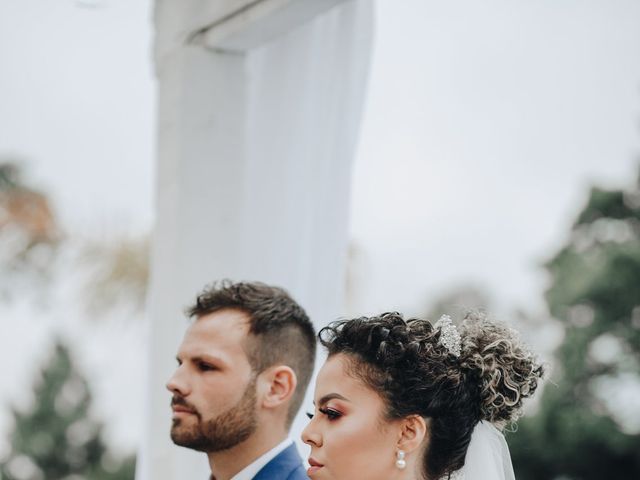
top-left (188, 309), bottom-right (251, 339)
top-left (180, 311), bottom-right (252, 357)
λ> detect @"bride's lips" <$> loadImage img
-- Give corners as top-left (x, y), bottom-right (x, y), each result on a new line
top-left (307, 457), bottom-right (324, 476)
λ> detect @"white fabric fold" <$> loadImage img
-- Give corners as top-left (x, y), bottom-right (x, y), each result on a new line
top-left (451, 421), bottom-right (515, 480)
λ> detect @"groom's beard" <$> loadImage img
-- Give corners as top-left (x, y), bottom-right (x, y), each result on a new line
top-left (170, 379), bottom-right (258, 452)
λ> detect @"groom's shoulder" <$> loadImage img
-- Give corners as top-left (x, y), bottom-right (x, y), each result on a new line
top-left (253, 443), bottom-right (306, 480)
top-left (283, 463), bottom-right (307, 480)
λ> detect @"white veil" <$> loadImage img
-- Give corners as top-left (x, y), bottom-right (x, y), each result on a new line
top-left (450, 421), bottom-right (516, 480)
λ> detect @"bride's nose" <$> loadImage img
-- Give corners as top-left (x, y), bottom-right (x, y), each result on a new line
top-left (301, 418), bottom-right (322, 447)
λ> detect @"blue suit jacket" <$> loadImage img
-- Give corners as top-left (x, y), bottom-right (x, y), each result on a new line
top-left (252, 443), bottom-right (307, 480)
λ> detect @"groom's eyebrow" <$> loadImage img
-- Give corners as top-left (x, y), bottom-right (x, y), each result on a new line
top-left (315, 393), bottom-right (349, 406)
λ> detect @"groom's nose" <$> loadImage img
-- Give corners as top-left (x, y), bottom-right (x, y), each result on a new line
top-left (166, 365), bottom-right (191, 397)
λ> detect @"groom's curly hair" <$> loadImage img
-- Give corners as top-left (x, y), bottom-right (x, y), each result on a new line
top-left (319, 312), bottom-right (544, 480)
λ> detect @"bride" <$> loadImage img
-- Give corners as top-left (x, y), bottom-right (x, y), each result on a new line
top-left (302, 312), bottom-right (544, 480)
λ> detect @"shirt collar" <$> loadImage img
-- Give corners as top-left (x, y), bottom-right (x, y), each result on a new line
top-left (211, 437), bottom-right (292, 480)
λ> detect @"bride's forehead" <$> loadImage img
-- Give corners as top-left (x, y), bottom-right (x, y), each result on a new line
top-left (313, 358), bottom-right (390, 418)
top-left (318, 353), bottom-right (352, 378)
top-left (316, 354), bottom-right (373, 393)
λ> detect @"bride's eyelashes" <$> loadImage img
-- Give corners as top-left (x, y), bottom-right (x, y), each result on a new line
top-left (319, 407), bottom-right (342, 421)
top-left (306, 407), bottom-right (343, 421)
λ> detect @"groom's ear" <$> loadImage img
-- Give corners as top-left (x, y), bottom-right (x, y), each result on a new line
top-left (397, 415), bottom-right (429, 453)
top-left (258, 365), bottom-right (297, 409)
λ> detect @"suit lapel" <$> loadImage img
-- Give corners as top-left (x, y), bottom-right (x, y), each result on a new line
top-left (252, 443), bottom-right (303, 480)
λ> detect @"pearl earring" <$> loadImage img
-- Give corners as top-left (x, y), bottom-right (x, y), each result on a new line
top-left (395, 449), bottom-right (406, 470)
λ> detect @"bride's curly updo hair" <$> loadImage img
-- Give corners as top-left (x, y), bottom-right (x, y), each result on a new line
top-left (318, 311), bottom-right (544, 480)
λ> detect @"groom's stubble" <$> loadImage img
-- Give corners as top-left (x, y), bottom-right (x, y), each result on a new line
top-left (170, 377), bottom-right (258, 453)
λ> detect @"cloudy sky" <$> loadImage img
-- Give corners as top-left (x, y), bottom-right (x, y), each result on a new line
top-left (351, 0), bottom-right (640, 317)
top-left (1, 0), bottom-right (639, 451)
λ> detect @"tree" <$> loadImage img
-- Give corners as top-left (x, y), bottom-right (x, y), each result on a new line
top-left (509, 168), bottom-right (640, 479)
top-left (0, 340), bottom-right (135, 480)
top-left (78, 235), bottom-right (150, 317)
top-left (423, 284), bottom-right (492, 321)
top-left (0, 160), bottom-right (150, 315)
top-left (0, 161), bottom-right (59, 300)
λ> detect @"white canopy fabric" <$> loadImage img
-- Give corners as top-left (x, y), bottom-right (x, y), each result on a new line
top-left (136, 1), bottom-right (374, 479)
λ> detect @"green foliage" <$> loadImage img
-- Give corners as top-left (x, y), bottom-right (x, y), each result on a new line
top-left (0, 164), bottom-right (21, 191)
top-left (510, 170), bottom-right (640, 479)
top-left (0, 340), bottom-right (135, 480)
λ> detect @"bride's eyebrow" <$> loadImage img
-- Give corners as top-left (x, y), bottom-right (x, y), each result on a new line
top-left (314, 393), bottom-right (350, 406)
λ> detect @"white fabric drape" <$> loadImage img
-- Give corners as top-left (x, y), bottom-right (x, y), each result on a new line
top-left (137, 1), bottom-right (374, 479)
top-left (453, 421), bottom-right (516, 480)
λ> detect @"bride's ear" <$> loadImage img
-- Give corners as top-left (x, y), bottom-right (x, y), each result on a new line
top-left (397, 415), bottom-right (428, 453)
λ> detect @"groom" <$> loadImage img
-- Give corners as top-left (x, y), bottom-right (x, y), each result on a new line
top-left (166, 281), bottom-right (315, 480)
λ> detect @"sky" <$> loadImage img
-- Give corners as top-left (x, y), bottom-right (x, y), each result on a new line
top-left (0, 0), bottom-right (155, 234)
top-left (350, 0), bottom-right (640, 318)
top-left (1, 0), bottom-right (640, 454)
